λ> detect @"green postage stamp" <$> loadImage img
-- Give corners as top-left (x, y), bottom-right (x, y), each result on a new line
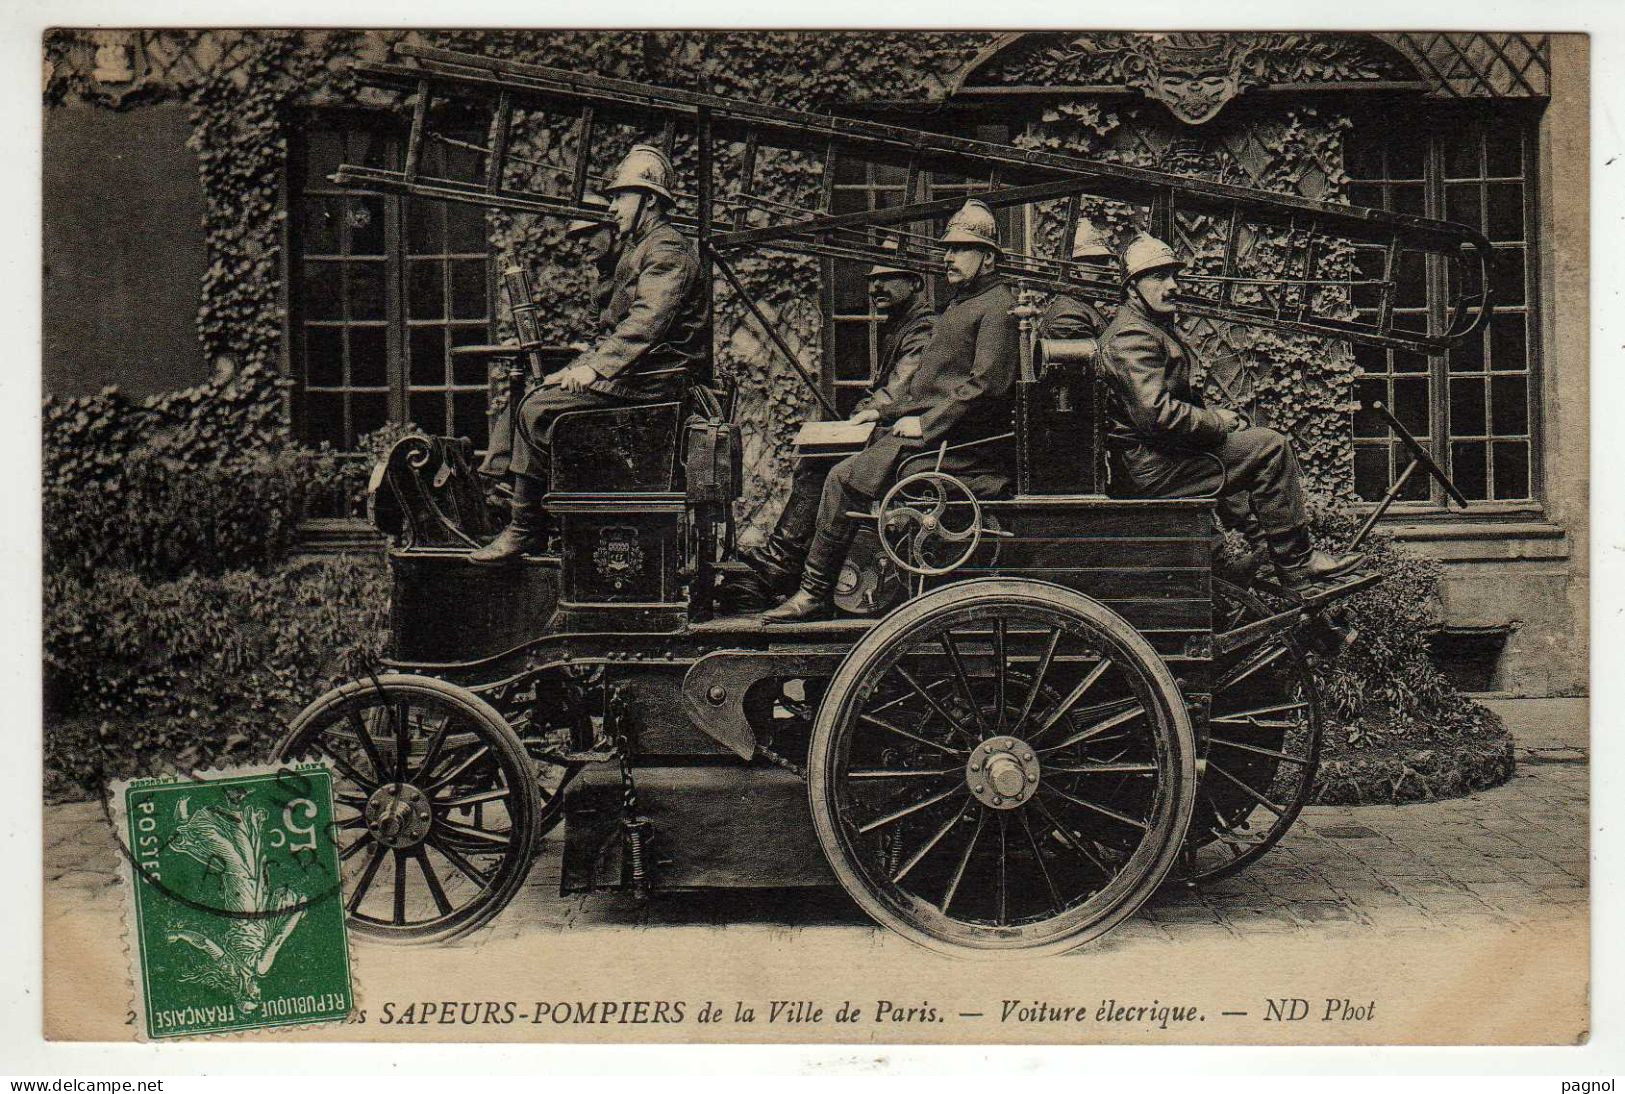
top-left (114, 762), bottom-right (355, 1039)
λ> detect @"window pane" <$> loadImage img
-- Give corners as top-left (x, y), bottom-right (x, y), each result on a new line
top-left (1485, 128), bottom-right (1522, 177)
top-left (833, 320), bottom-right (874, 382)
top-left (1353, 342), bottom-right (1387, 377)
top-left (831, 259), bottom-right (870, 312)
top-left (1391, 376), bottom-right (1429, 436)
top-left (449, 327), bottom-right (493, 386)
top-left (1450, 440), bottom-right (1489, 500)
top-left (302, 261), bottom-right (343, 320)
top-left (351, 391), bottom-right (390, 444)
top-left (1492, 248), bottom-right (1526, 307)
top-left (1353, 443), bottom-right (1388, 501)
top-left (303, 196), bottom-right (342, 255)
top-left (304, 391), bottom-right (345, 450)
top-left (1389, 183), bottom-right (1425, 218)
top-left (348, 129), bottom-right (399, 171)
top-left (1491, 374), bottom-right (1529, 435)
top-left (407, 200), bottom-right (443, 256)
top-left (1492, 440), bottom-right (1530, 500)
top-left (409, 327), bottom-right (446, 387)
top-left (349, 261), bottom-right (387, 320)
top-left (446, 203), bottom-right (487, 254)
top-left (408, 260), bottom-right (445, 320)
top-left (1490, 313), bottom-right (1527, 371)
top-left (1485, 183), bottom-right (1524, 242)
top-left (1388, 130), bottom-right (1426, 180)
top-left (453, 391), bottom-right (489, 448)
top-left (1398, 447), bottom-right (1431, 501)
top-left (1450, 376), bottom-right (1486, 436)
top-left (1354, 378), bottom-right (1388, 437)
top-left (451, 259), bottom-right (489, 320)
top-left (304, 130), bottom-right (343, 190)
top-left (1444, 183), bottom-right (1481, 232)
top-left (1448, 329), bottom-right (1485, 373)
top-left (305, 326), bottom-right (344, 387)
top-left (1443, 129), bottom-right (1480, 179)
top-left (349, 326), bottom-right (388, 387)
top-left (1344, 141), bottom-right (1382, 181)
top-left (1346, 182), bottom-right (1383, 209)
top-left (1395, 251), bottom-right (1426, 309)
top-left (409, 390), bottom-right (446, 434)
top-left (1392, 350), bottom-right (1429, 375)
top-left (349, 196), bottom-right (387, 256)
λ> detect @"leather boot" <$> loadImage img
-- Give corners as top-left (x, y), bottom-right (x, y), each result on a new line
top-left (760, 521), bottom-right (855, 624)
top-left (716, 470), bottom-right (823, 611)
top-left (1213, 538), bottom-right (1270, 588)
top-left (469, 477), bottom-right (546, 567)
top-left (1274, 548), bottom-right (1366, 593)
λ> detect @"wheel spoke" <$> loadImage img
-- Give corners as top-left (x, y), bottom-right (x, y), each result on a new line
top-left (1032, 796), bottom-right (1112, 876)
top-left (939, 632), bottom-right (989, 734)
top-left (1213, 700), bottom-right (1308, 722)
top-left (1013, 626), bottom-right (1062, 730)
top-left (1210, 718), bottom-right (1299, 731)
top-left (392, 701), bottom-right (411, 783)
top-left (848, 767), bottom-right (961, 780)
top-left (1214, 644), bottom-right (1288, 693)
top-left (339, 832), bottom-right (373, 861)
top-left (892, 800), bottom-right (972, 884)
top-left (1029, 658), bottom-right (1114, 743)
top-left (392, 850), bottom-right (408, 924)
top-left (940, 809), bottom-right (985, 913)
top-left (319, 734), bottom-right (378, 793)
top-left (414, 713), bottom-right (455, 781)
top-left (892, 663), bottom-right (976, 746)
top-left (415, 848), bottom-right (454, 916)
top-left (1019, 810), bottom-right (1063, 914)
top-left (995, 814), bottom-right (1009, 926)
top-left (1205, 761), bottom-right (1288, 818)
top-left (1047, 761), bottom-right (1158, 775)
top-left (993, 617), bottom-right (1008, 729)
top-left (436, 786), bottom-right (512, 809)
top-left (427, 832), bottom-right (494, 888)
top-left (1041, 782), bottom-right (1149, 832)
top-left (1040, 702), bottom-right (1144, 754)
top-left (1207, 737), bottom-right (1310, 765)
top-left (437, 819), bottom-right (513, 847)
top-left (346, 708), bottom-right (389, 785)
top-left (857, 713), bottom-right (962, 758)
top-left (424, 745), bottom-right (493, 793)
top-left (857, 783), bottom-right (964, 835)
top-left (347, 843), bottom-right (387, 914)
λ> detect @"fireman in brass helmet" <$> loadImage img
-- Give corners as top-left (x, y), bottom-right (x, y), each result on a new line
top-left (472, 144), bottom-right (708, 566)
top-left (478, 194), bottom-right (617, 481)
top-left (1036, 217), bottom-right (1116, 341)
top-left (1098, 233), bottom-right (1364, 592)
top-left (760, 199), bottom-right (1019, 622)
top-left (717, 238), bottom-right (937, 611)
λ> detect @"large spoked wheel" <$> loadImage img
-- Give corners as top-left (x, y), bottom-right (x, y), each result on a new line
top-left (275, 674), bottom-right (541, 944)
top-left (808, 579), bottom-right (1196, 957)
top-left (1178, 582), bottom-right (1324, 885)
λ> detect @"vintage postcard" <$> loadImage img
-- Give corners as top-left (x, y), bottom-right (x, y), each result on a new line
top-left (40, 28), bottom-right (1588, 1045)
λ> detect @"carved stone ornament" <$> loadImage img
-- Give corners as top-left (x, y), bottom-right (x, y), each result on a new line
top-left (1118, 34), bottom-right (1270, 125)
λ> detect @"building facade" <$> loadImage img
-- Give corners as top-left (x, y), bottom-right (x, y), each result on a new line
top-left (42, 30), bottom-right (1588, 697)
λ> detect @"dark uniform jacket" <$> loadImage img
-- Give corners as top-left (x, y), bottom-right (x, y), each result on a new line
top-left (578, 218), bottom-right (708, 400)
top-left (841, 272), bottom-right (1019, 497)
top-left (1098, 297), bottom-right (1230, 450)
top-left (855, 295), bottom-right (937, 418)
top-left (1037, 292), bottom-right (1108, 341)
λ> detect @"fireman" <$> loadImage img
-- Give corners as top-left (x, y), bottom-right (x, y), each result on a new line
top-left (1036, 217), bottom-right (1116, 341)
top-left (472, 145), bottom-right (708, 566)
top-left (1098, 233), bottom-right (1364, 592)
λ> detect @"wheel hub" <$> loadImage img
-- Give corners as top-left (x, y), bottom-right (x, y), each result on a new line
top-left (365, 782), bottom-right (433, 848)
top-left (966, 735), bottom-right (1041, 810)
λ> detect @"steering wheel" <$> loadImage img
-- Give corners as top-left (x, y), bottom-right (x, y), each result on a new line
top-left (876, 471), bottom-right (1000, 577)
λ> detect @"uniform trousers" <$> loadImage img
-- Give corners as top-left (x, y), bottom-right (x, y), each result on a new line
top-left (1112, 425), bottom-right (1309, 557)
top-left (508, 386), bottom-right (635, 486)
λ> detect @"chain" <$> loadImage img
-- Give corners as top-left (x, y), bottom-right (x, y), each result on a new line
top-left (757, 742), bottom-right (806, 781)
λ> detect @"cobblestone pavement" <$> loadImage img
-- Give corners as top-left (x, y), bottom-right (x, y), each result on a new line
top-left (43, 750), bottom-right (1588, 947)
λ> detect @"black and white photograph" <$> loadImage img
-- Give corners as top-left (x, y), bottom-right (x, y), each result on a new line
top-left (32, 25), bottom-right (1590, 1048)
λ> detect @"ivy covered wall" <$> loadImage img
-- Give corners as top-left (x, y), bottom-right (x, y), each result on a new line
top-left (45, 28), bottom-right (1391, 520)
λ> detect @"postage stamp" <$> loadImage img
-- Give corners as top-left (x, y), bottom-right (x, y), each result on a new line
top-left (114, 762), bottom-right (354, 1040)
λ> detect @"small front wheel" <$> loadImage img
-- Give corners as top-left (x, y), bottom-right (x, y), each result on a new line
top-left (275, 674), bottom-right (541, 944)
top-left (808, 579), bottom-right (1196, 957)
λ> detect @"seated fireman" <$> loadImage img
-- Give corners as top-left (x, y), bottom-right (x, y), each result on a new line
top-left (1036, 217), bottom-right (1117, 340)
top-left (760, 199), bottom-right (1020, 622)
top-left (1099, 233), bottom-right (1364, 592)
top-left (472, 145), bottom-right (708, 565)
top-left (718, 239), bottom-right (937, 611)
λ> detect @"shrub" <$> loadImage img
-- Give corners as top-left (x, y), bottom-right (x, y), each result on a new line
top-left (44, 553), bottom-right (390, 798)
